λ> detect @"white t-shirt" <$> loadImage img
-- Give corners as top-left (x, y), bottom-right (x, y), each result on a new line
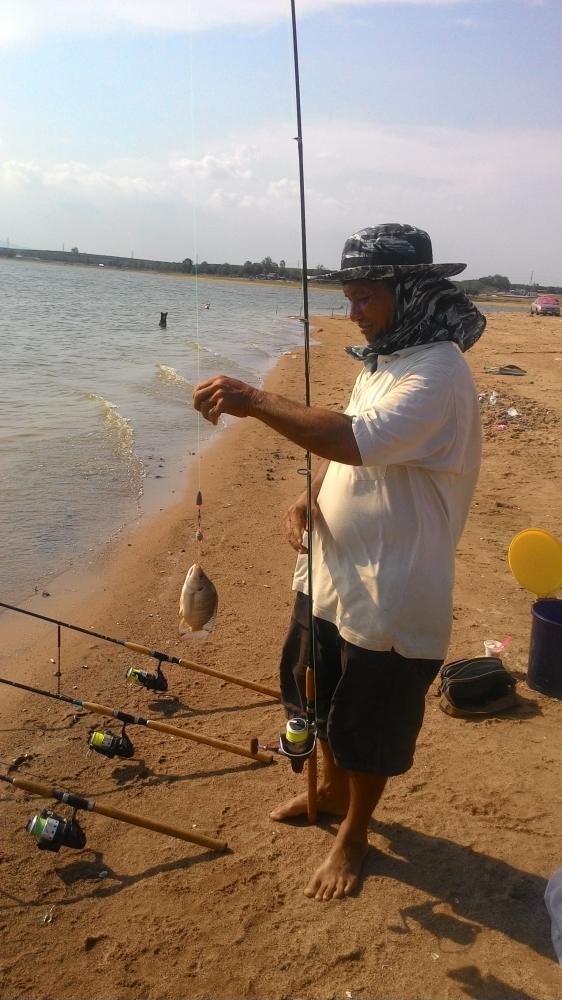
top-left (292, 341), bottom-right (481, 659)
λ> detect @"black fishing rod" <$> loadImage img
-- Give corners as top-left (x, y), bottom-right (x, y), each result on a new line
top-left (0, 600), bottom-right (280, 700)
top-left (287, 0), bottom-right (317, 822)
top-left (0, 674), bottom-right (273, 764)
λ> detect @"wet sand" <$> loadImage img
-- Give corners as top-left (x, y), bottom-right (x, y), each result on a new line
top-left (0, 312), bottom-right (561, 999)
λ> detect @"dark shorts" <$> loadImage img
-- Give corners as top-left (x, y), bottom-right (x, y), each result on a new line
top-left (279, 592), bottom-right (442, 777)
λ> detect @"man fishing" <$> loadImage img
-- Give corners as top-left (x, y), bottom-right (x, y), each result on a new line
top-left (193, 223), bottom-right (485, 902)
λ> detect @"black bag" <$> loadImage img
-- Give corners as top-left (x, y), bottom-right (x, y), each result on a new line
top-left (438, 656), bottom-right (517, 717)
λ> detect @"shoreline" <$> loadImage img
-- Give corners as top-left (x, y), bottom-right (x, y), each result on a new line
top-left (1, 311), bottom-right (561, 999)
top-left (4, 256), bottom-right (541, 302)
top-left (0, 316), bottom-right (325, 671)
top-left (1, 254), bottom-right (337, 292)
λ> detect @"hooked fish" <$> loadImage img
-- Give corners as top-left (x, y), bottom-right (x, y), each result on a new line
top-left (179, 563), bottom-right (218, 637)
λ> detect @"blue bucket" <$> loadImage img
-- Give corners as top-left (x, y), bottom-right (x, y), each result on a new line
top-left (528, 599), bottom-right (562, 697)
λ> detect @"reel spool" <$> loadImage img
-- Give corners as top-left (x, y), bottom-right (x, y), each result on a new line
top-left (279, 717), bottom-right (316, 774)
top-left (125, 665), bottom-right (168, 693)
top-left (88, 725), bottom-right (134, 760)
top-left (26, 808), bottom-right (86, 853)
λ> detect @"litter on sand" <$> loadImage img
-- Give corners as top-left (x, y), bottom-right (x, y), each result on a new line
top-left (484, 364), bottom-right (527, 376)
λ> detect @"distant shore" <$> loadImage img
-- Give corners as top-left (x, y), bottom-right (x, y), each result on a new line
top-left (0, 250), bottom-right (337, 292)
top-left (2, 250), bottom-right (550, 303)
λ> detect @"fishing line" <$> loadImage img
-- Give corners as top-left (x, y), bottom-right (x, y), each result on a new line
top-left (188, 3), bottom-right (204, 563)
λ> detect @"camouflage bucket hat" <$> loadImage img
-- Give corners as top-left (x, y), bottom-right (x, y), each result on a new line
top-left (321, 223), bottom-right (467, 282)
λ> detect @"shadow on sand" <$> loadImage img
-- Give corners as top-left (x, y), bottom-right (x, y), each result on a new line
top-left (366, 819), bottom-right (551, 963)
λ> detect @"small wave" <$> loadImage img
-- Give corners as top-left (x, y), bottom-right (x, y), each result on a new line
top-left (249, 342), bottom-right (273, 357)
top-left (186, 341), bottom-right (244, 369)
top-left (83, 392), bottom-right (144, 491)
top-left (157, 364), bottom-right (193, 389)
top-left (187, 339), bottom-right (213, 354)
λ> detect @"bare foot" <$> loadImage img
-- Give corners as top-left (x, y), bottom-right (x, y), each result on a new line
top-left (304, 830), bottom-right (369, 901)
top-left (270, 783), bottom-right (349, 821)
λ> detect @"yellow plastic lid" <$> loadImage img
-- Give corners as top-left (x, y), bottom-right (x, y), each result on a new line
top-left (508, 528), bottom-right (562, 597)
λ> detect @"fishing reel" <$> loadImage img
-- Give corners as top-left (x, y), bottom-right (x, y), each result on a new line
top-left (88, 724), bottom-right (134, 760)
top-left (125, 664), bottom-right (168, 693)
top-left (278, 717), bottom-right (317, 774)
top-left (26, 808), bottom-right (86, 853)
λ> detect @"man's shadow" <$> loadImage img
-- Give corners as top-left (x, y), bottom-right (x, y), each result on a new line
top-left (367, 820), bottom-right (552, 961)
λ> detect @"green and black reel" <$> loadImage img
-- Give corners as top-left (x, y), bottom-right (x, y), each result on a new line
top-left (125, 664), bottom-right (168, 693)
top-left (26, 808), bottom-right (86, 853)
top-left (279, 717), bottom-right (316, 773)
top-left (88, 724), bottom-right (134, 760)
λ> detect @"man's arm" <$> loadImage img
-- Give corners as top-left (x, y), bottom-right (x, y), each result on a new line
top-left (192, 375), bottom-right (362, 465)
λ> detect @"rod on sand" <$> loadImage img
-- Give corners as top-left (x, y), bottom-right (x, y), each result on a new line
top-left (0, 601), bottom-right (280, 701)
top-left (0, 675), bottom-right (273, 765)
top-left (0, 773), bottom-right (227, 851)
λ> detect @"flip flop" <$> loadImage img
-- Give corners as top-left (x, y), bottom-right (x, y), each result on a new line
top-left (484, 364), bottom-right (527, 376)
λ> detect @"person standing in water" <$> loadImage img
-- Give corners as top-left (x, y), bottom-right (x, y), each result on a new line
top-left (193, 223), bottom-right (485, 901)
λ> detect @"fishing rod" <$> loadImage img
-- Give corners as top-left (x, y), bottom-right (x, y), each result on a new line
top-left (0, 601), bottom-right (280, 701)
top-left (0, 674), bottom-right (273, 765)
top-left (282, 0), bottom-right (317, 823)
top-left (0, 772), bottom-right (227, 852)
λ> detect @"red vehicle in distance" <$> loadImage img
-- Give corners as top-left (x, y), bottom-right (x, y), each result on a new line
top-left (530, 294), bottom-right (560, 317)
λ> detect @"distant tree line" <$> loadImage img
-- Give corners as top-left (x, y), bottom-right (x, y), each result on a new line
top-left (181, 257), bottom-right (561, 294)
top-left (5, 242), bottom-right (559, 294)
top-left (455, 274), bottom-right (562, 296)
top-left (181, 256), bottom-right (328, 281)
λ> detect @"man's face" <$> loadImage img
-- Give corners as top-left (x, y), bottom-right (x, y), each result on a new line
top-left (343, 279), bottom-right (395, 343)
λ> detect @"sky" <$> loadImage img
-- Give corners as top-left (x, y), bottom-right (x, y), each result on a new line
top-left (0, 0), bottom-right (561, 283)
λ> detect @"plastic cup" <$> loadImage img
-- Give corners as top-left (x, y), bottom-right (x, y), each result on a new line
top-left (484, 639), bottom-right (503, 657)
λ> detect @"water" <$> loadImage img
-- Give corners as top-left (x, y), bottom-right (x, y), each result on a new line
top-left (479, 304), bottom-right (530, 315)
top-left (0, 259), bottom-right (340, 604)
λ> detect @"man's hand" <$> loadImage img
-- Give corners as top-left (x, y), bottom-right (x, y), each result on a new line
top-left (284, 493), bottom-right (318, 554)
top-left (193, 376), bottom-right (257, 425)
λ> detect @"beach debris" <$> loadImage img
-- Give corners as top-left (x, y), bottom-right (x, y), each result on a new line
top-left (39, 906), bottom-right (56, 926)
top-left (484, 639), bottom-right (503, 657)
top-left (506, 406), bottom-right (520, 418)
top-left (8, 753), bottom-right (33, 772)
top-left (484, 364), bottom-right (526, 376)
top-left (179, 563), bottom-right (218, 637)
top-left (488, 391), bottom-right (499, 405)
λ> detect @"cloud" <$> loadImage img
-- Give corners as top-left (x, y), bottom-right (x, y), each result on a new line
top-left (0, 0), bottom-right (478, 46)
top-left (170, 150), bottom-right (257, 181)
top-left (2, 118), bottom-right (561, 282)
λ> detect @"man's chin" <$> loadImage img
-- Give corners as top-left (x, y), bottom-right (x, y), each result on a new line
top-left (361, 330), bottom-right (379, 344)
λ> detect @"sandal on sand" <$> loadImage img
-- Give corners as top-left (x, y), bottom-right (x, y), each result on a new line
top-left (484, 364), bottom-right (527, 376)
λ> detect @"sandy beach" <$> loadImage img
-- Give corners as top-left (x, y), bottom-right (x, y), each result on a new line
top-left (1, 310), bottom-right (561, 1000)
